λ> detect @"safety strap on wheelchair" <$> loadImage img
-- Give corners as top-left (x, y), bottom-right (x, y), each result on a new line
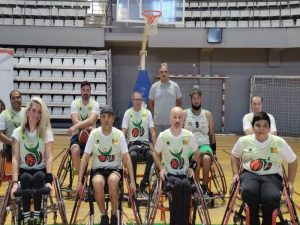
top-left (14, 187), bottom-right (51, 197)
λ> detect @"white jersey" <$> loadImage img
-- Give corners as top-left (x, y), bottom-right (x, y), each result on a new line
top-left (84, 127), bottom-right (128, 170)
top-left (184, 108), bottom-right (210, 146)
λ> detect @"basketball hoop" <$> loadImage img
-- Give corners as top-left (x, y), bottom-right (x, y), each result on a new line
top-left (142, 10), bottom-right (162, 35)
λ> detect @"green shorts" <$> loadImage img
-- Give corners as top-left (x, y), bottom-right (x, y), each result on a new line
top-left (188, 144), bottom-right (213, 158)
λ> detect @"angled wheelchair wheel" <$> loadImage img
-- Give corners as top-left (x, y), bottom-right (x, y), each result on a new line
top-left (192, 180), bottom-right (211, 225)
top-left (54, 177), bottom-right (68, 225)
top-left (221, 180), bottom-right (241, 225)
top-left (70, 174), bottom-right (94, 225)
top-left (211, 157), bottom-right (227, 196)
top-left (123, 171), bottom-right (142, 225)
top-left (57, 148), bottom-right (74, 197)
top-left (0, 180), bottom-right (13, 225)
top-left (145, 178), bottom-right (162, 225)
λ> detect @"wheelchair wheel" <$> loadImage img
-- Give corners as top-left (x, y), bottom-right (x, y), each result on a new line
top-left (0, 180), bottom-right (13, 225)
top-left (57, 148), bottom-right (74, 196)
top-left (123, 171), bottom-right (142, 225)
top-left (211, 157), bottom-right (227, 196)
top-left (192, 181), bottom-right (211, 225)
top-left (221, 180), bottom-right (241, 225)
top-left (70, 173), bottom-right (90, 225)
top-left (53, 177), bottom-right (68, 225)
top-left (145, 178), bottom-right (162, 225)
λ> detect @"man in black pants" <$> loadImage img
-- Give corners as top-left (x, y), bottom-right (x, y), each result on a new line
top-left (153, 107), bottom-right (200, 225)
top-left (122, 91), bottom-right (156, 196)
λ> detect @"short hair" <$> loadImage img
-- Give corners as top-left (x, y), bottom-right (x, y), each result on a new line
top-left (9, 89), bottom-right (21, 99)
top-left (100, 106), bottom-right (115, 117)
top-left (190, 88), bottom-right (202, 98)
top-left (251, 111), bottom-right (270, 127)
top-left (160, 62), bottom-right (168, 68)
top-left (131, 91), bottom-right (142, 99)
top-left (0, 99), bottom-right (5, 112)
top-left (251, 95), bottom-right (263, 103)
top-left (81, 80), bottom-right (91, 89)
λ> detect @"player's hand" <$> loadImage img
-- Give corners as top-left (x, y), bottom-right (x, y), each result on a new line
top-left (159, 168), bottom-right (167, 181)
top-left (186, 168), bottom-right (194, 178)
top-left (45, 183), bottom-right (52, 191)
top-left (287, 181), bottom-right (294, 195)
top-left (130, 182), bottom-right (137, 194)
top-left (76, 181), bottom-right (83, 196)
top-left (11, 182), bottom-right (19, 199)
top-left (67, 126), bottom-right (77, 136)
top-left (231, 174), bottom-right (239, 187)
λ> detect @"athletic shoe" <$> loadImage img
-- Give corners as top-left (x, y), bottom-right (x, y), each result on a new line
top-left (100, 215), bottom-right (109, 225)
top-left (110, 214), bottom-right (118, 225)
top-left (201, 184), bottom-right (210, 197)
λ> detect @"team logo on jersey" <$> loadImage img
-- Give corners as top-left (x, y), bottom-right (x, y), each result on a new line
top-left (112, 138), bottom-right (119, 145)
top-left (98, 146), bottom-right (115, 162)
top-left (169, 148), bottom-right (184, 170)
top-left (131, 120), bottom-right (145, 137)
top-left (249, 158), bottom-right (272, 171)
top-left (270, 147), bottom-right (279, 153)
top-left (24, 142), bottom-right (42, 167)
top-left (183, 139), bottom-right (189, 145)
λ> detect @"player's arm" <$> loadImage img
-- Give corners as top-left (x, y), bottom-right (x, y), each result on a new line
top-left (206, 110), bottom-right (216, 155)
top-left (76, 153), bottom-right (90, 191)
top-left (148, 99), bottom-right (154, 114)
top-left (149, 127), bottom-right (156, 148)
top-left (243, 115), bottom-right (253, 135)
top-left (45, 141), bottom-right (53, 188)
top-left (11, 137), bottom-right (20, 198)
top-left (176, 97), bottom-right (182, 107)
top-left (0, 130), bottom-right (11, 145)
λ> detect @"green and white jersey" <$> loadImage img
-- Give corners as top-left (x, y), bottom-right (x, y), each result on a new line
top-left (156, 129), bottom-right (198, 175)
top-left (243, 112), bottom-right (277, 133)
top-left (184, 108), bottom-right (209, 146)
top-left (121, 107), bottom-right (154, 143)
top-left (232, 134), bottom-right (297, 176)
top-left (0, 108), bottom-right (25, 138)
top-left (70, 98), bottom-right (100, 124)
top-left (12, 127), bottom-right (54, 170)
top-left (84, 127), bottom-right (128, 170)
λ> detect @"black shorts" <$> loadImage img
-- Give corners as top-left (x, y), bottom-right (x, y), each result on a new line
top-left (91, 168), bottom-right (123, 181)
top-left (70, 134), bottom-right (85, 156)
top-left (128, 141), bottom-right (151, 154)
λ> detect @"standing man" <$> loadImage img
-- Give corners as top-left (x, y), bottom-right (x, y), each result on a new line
top-left (243, 96), bottom-right (277, 135)
top-left (153, 106), bottom-right (200, 225)
top-left (184, 88), bottom-right (216, 195)
top-left (122, 91), bottom-right (156, 196)
top-left (67, 80), bottom-right (100, 172)
top-left (76, 106), bottom-right (136, 225)
top-left (0, 90), bottom-right (24, 162)
top-left (148, 63), bottom-right (182, 136)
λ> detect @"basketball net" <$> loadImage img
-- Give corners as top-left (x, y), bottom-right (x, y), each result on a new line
top-left (142, 10), bottom-right (162, 35)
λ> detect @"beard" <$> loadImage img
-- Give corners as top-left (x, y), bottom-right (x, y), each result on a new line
top-left (192, 104), bottom-right (201, 111)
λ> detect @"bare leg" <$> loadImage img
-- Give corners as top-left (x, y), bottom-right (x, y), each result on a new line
top-left (70, 144), bottom-right (81, 172)
top-left (92, 174), bottom-right (107, 215)
top-left (108, 173), bottom-right (121, 215)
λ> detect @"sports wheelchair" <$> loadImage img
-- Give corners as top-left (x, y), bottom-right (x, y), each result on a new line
top-left (221, 170), bottom-right (299, 225)
top-left (199, 154), bottom-right (227, 208)
top-left (0, 177), bottom-right (68, 225)
top-left (0, 148), bottom-right (12, 186)
top-left (70, 168), bottom-right (142, 225)
top-left (145, 174), bottom-right (211, 225)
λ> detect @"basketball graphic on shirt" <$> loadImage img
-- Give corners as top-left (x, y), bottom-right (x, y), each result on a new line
top-left (98, 155), bottom-right (107, 162)
top-left (169, 149), bottom-right (184, 170)
top-left (132, 128), bottom-right (139, 137)
top-left (98, 147), bottom-right (112, 162)
top-left (132, 120), bottom-right (144, 137)
top-left (250, 159), bottom-right (263, 171)
top-left (25, 153), bottom-right (36, 167)
top-left (170, 158), bottom-right (179, 169)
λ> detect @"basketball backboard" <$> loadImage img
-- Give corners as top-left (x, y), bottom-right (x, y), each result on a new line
top-left (116, 0), bottom-right (185, 25)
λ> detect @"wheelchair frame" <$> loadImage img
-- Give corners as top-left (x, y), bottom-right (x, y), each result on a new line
top-left (221, 172), bottom-right (300, 225)
top-left (0, 178), bottom-right (68, 225)
top-left (70, 169), bottom-right (142, 225)
top-left (145, 176), bottom-right (211, 225)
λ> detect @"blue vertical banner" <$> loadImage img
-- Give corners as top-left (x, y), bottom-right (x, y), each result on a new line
top-left (129, 69), bottom-right (151, 108)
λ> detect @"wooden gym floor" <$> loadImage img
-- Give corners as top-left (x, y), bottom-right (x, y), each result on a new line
top-left (1, 134), bottom-right (299, 224)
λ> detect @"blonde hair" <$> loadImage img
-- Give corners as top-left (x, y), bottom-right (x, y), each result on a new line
top-left (21, 96), bottom-right (51, 140)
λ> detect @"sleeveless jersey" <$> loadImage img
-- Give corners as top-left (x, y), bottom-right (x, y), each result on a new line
top-left (240, 135), bottom-right (284, 176)
top-left (2, 108), bottom-right (24, 138)
top-left (160, 129), bottom-right (194, 175)
top-left (90, 127), bottom-right (123, 170)
top-left (75, 99), bottom-right (97, 122)
top-left (16, 127), bottom-right (46, 170)
top-left (126, 107), bottom-right (149, 142)
top-left (184, 108), bottom-right (209, 146)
